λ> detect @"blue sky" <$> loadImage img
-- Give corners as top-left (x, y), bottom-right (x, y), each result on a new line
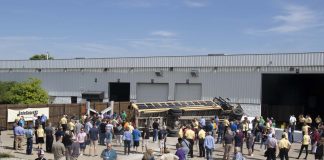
top-left (0, 0), bottom-right (324, 60)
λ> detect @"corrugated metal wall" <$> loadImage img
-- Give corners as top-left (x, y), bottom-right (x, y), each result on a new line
top-left (0, 52), bottom-right (323, 68)
top-left (0, 53), bottom-right (323, 107)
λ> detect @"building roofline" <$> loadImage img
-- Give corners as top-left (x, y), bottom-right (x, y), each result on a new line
top-left (0, 52), bottom-right (323, 61)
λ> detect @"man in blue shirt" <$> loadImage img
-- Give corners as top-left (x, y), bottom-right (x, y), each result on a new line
top-left (25, 125), bottom-right (34, 155)
top-left (101, 143), bottom-right (117, 160)
top-left (231, 122), bottom-right (238, 133)
top-left (204, 132), bottom-right (215, 160)
top-left (200, 117), bottom-right (206, 128)
top-left (132, 127), bottom-right (141, 153)
top-left (41, 114), bottom-right (47, 129)
top-left (123, 127), bottom-right (132, 155)
top-left (89, 123), bottom-right (99, 156)
top-left (14, 124), bottom-right (25, 150)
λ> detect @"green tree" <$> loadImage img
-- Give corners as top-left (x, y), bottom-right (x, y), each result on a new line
top-left (29, 54), bottom-right (54, 60)
top-left (7, 78), bottom-right (49, 104)
top-left (0, 81), bottom-right (17, 104)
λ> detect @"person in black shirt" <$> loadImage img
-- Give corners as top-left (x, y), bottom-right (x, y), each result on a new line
top-left (152, 120), bottom-right (159, 142)
top-left (142, 125), bottom-right (150, 152)
top-left (45, 123), bottom-right (54, 153)
top-left (62, 131), bottom-right (73, 160)
top-left (99, 119), bottom-right (107, 145)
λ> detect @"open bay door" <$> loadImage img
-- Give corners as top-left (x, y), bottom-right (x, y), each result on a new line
top-left (136, 83), bottom-right (169, 102)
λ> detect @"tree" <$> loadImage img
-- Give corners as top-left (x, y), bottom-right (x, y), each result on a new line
top-left (6, 78), bottom-right (49, 104)
top-left (0, 81), bottom-right (17, 104)
top-left (29, 54), bottom-right (54, 60)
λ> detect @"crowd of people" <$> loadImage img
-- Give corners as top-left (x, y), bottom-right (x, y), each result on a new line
top-left (10, 112), bottom-right (324, 160)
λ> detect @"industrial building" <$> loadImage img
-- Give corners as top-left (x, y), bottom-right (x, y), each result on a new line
top-left (0, 52), bottom-right (323, 121)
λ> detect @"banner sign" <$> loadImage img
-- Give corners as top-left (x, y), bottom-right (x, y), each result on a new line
top-left (7, 107), bottom-right (49, 122)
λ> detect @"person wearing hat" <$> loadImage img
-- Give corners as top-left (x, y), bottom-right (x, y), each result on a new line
top-left (25, 125), bottom-right (34, 155)
top-left (35, 149), bottom-right (46, 160)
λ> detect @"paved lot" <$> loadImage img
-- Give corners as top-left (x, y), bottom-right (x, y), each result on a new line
top-left (0, 130), bottom-right (312, 160)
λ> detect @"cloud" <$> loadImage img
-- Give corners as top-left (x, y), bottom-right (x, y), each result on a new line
top-left (247, 5), bottom-right (324, 34)
top-left (151, 31), bottom-right (177, 37)
top-left (183, 0), bottom-right (208, 8)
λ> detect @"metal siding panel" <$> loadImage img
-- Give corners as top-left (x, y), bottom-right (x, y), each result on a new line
top-left (174, 83), bottom-right (202, 101)
top-left (136, 83), bottom-right (169, 102)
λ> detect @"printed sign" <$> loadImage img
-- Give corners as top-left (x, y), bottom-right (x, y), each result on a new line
top-left (7, 107), bottom-right (49, 122)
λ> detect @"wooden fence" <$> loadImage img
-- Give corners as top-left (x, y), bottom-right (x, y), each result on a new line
top-left (0, 102), bottom-right (132, 130)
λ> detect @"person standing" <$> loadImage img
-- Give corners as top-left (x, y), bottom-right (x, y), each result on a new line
top-left (197, 127), bottom-right (206, 157)
top-left (142, 125), bottom-right (150, 152)
top-left (99, 119), bottom-right (107, 145)
top-left (114, 123), bottom-right (124, 147)
top-left (37, 125), bottom-right (45, 149)
top-left (70, 137), bottom-right (80, 160)
top-left (278, 134), bottom-right (291, 160)
top-left (121, 111), bottom-right (127, 122)
top-left (217, 121), bottom-right (224, 144)
top-left (88, 123), bottom-right (99, 157)
top-left (246, 131), bottom-right (255, 156)
top-left (41, 114), bottom-right (47, 129)
top-left (223, 128), bottom-right (234, 160)
top-left (311, 128), bottom-right (320, 154)
top-left (77, 128), bottom-right (87, 156)
top-left (132, 126), bottom-right (141, 153)
top-left (152, 119), bottom-right (159, 143)
top-left (62, 131), bottom-right (73, 160)
top-left (158, 126), bottom-right (168, 155)
top-left (25, 125), bottom-right (34, 155)
top-left (289, 115), bottom-right (296, 143)
top-left (265, 134), bottom-right (277, 160)
top-left (52, 135), bottom-right (66, 160)
top-left (184, 126), bottom-right (195, 158)
top-left (175, 144), bottom-right (186, 160)
top-left (67, 120), bottom-right (75, 133)
top-left (60, 115), bottom-right (68, 132)
top-left (74, 120), bottom-right (83, 135)
top-left (101, 143), bottom-right (117, 160)
top-left (234, 129), bottom-right (244, 154)
top-left (204, 132), bottom-right (215, 160)
top-left (45, 123), bottom-right (54, 153)
top-left (179, 138), bottom-right (189, 160)
top-left (123, 127), bottom-right (132, 155)
top-left (297, 131), bottom-right (311, 159)
top-left (315, 137), bottom-right (324, 160)
top-left (105, 120), bottom-right (114, 145)
top-left (14, 124), bottom-right (25, 151)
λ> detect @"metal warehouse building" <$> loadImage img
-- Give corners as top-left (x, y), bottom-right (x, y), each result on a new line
top-left (0, 52), bottom-right (324, 121)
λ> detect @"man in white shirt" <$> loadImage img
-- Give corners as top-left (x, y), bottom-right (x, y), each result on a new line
top-left (289, 115), bottom-right (296, 142)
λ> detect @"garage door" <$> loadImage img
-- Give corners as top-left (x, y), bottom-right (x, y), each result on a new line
top-left (136, 83), bottom-right (169, 102)
top-left (175, 83), bottom-right (202, 101)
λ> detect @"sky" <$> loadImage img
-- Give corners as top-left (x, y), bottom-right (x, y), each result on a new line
top-left (0, 0), bottom-right (324, 60)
